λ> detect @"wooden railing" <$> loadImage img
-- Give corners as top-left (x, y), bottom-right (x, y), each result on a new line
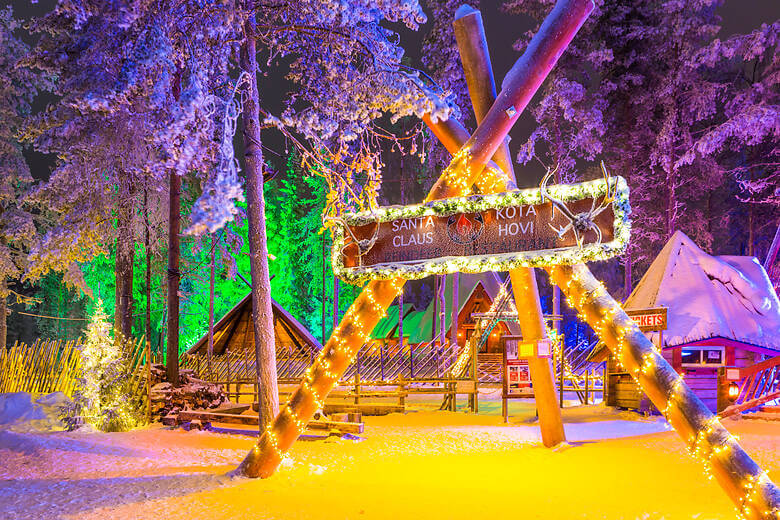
top-left (720, 355), bottom-right (780, 417)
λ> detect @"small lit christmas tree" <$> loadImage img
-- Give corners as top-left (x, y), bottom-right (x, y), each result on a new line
top-left (64, 300), bottom-right (140, 431)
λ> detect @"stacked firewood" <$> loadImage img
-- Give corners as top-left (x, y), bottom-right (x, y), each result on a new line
top-left (149, 364), bottom-right (227, 420)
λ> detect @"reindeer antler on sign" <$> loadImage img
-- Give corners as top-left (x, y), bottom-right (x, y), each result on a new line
top-left (540, 161), bottom-right (618, 248)
top-left (326, 217), bottom-right (380, 267)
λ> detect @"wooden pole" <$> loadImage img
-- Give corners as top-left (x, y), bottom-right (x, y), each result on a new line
top-left (450, 272), bottom-right (459, 411)
top-left (426, 0), bottom-right (595, 203)
top-left (547, 264), bottom-right (780, 518)
top-left (241, 11), bottom-right (280, 432)
top-left (208, 234), bottom-right (216, 380)
top-left (452, 5), bottom-right (514, 179)
top-left (166, 171), bottom-right (180, 386)
top-left (450, 5), bottom-right (566, 446)
top-left (321, 233), bottom-right (328, 344)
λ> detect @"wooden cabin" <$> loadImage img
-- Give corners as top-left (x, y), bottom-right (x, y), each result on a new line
top-left (596, 231), bottom-right (780, 413)
top-left (406, 272), bottom-right (518, 352)
top-left (186, 293), bottom-right (321, 359)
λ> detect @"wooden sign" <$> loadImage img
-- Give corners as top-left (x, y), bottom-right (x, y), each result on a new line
top-left (331, 177), bottom-right (630, 283)
top-left (625, 307), bottom-right (667, 332)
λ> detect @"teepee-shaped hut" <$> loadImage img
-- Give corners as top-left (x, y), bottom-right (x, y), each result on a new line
top-left (186, 293), bottom-right (321, 358)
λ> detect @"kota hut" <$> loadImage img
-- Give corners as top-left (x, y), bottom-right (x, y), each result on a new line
top-left (368, 304), bottom-right (418, 347)
top-left (186, 293), bottom-right (321, 361)
top-left (594, 231), bottom-right (780, 413)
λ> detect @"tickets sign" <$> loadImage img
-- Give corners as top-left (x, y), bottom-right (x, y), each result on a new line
top-left (625, 307), bottom-right (667, 332)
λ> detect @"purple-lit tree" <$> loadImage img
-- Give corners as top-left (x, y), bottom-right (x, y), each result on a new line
top-left (0, 7), bottom-right (50, 350)
top-left (680, 21), bottom-right (780, 256)
top-left (502, 0), bottom-right (778, 291)
top-left (23, 0), bottom-right (452, 429)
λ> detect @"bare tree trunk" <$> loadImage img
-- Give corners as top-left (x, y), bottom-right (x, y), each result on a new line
top-left (208, 233), bottom-right (215, 379)
top-left (166, 171), bottom-right (181, 386)
top-left (0, 278), bottom-right (7, 351)
top-left (748, 203), bottom-right (755, 257)
top-left (623, 248), bottom-right (632, 300)
top-left (241, 13), bottom-right (279, 431)
top-left (115, 181), bottom-right (135, 339)
top-left (321, 233), bottom-right (327, 342)
top-left (144, 189), bottom-right (152, 421)
top-left (144, 190), bottom-right (152, 349)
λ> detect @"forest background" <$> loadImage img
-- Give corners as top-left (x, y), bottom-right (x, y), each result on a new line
top-left (3, 0), bottom-right (778, 358)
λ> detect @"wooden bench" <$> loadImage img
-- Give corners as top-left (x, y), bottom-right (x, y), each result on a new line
top-left (175, 410), bottom-right (364, 434)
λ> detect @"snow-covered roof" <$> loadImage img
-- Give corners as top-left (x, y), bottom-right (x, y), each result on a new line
top-left (625, 231), bottom-right (780, 350)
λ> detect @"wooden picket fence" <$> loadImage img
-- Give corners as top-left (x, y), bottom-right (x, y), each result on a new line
top-left (0, 339), bottom-right (82, 396)
top-left (0, 338), bottom-right (151, 403)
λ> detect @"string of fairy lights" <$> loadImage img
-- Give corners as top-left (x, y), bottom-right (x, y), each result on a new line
top-left (331, 174), bottom-right (631, 283)
top-left (547, 264), bottom-right (778, 519)
top-left (259, 277), bottom-right (405, 459)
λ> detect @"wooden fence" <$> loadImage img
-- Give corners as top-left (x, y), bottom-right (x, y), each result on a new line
top-left (0, 339), bottom-right (82, 396)
top-left (0, 338), bottom-right (151, 409)
top-left (180, 339), bottom-right (480, 411)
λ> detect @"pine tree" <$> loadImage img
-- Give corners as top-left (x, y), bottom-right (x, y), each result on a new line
top-left (64, 300), bottom-right (140, 432)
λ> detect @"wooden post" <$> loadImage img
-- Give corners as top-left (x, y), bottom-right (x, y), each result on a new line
top-left (585, 369), bottom-right (589, 405)
top-left (166, 171), bottom-right (181, 386)
top-left (449, 3), bottom-right (569, 447)
top-left (146, 335), bottom-right (152, 423)
top-left (451, 272), bottom-right (459, 411)
top-left (502, 335), bottom-right (508, 423)
top-left (452, 5), bottom-right (514, 178)
top-left (208, 233), bottom-right (216, 380)
top-left (354, 373), bottom-right (360, 405)
top-left (559, 339), bottom-right (565, 408)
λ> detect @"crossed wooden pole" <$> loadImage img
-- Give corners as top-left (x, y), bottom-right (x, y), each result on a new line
top-left (238, 1), bottom-right (780, 517)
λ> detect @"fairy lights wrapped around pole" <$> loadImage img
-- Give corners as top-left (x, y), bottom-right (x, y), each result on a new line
top-left (452, 5), bottom-right (565, 446)
top-left (427, 0), bottom-right (595, 201)
top-left (237, 0), bottom-right (594, 478)
top-left (547, 264), bottom-right (780, 519)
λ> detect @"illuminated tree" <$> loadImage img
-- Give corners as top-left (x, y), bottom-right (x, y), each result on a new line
top-left (502, 0), bottom-right (780, 286)
top-left (64, 299), bottom-right (140, 432)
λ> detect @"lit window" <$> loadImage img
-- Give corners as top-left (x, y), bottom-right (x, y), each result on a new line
top-left (681, 347), bottom-right (724, 366)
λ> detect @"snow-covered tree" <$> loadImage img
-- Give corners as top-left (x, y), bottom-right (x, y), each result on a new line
top-left (63, 299), bottom-right (140, 432)
top-left (23, 0), bottom-right (454, 430)
top-left (0, 7), bottom-right (50, 350)
top-left (502, 0), bottom-right (777, 289)
top-left (680, 21), bottom-right (780, 256)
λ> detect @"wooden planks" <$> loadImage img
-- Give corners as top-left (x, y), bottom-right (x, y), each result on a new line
top-left (176, 410), bottom-right (364, 434)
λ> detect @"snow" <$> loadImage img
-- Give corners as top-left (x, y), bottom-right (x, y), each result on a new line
top-left (1, 392), bottom-right (777, 519)
top-left (626, 230), bottom-right (780, 350)
top-left (0, 392), bottom-right (70, 433)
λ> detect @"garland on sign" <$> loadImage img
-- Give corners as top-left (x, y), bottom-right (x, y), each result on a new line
top-left (331, 176), bottom-right (631, 284)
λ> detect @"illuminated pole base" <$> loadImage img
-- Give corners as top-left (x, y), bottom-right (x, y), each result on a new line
top-left (547, 264), bottom-right (780, 519)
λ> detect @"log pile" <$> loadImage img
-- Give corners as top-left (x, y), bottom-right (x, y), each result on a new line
top-left (149, 364), bottom-right (227, 420)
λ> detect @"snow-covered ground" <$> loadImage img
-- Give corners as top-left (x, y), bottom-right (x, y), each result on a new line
top-left (0, 391), bottom-right (778, 520)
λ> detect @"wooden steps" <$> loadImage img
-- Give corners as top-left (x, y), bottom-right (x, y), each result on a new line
top-left (253, 401), bottom-right (404, 416)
